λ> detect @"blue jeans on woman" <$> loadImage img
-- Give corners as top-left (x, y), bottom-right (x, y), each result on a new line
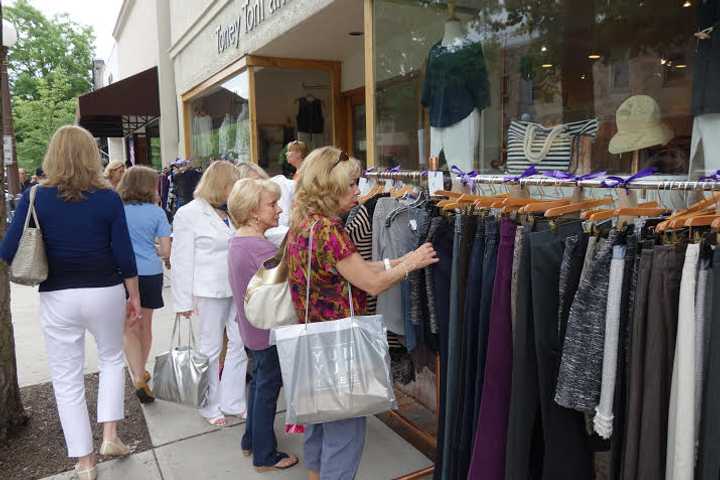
top-left (241, 346), bottom-right (284, 467)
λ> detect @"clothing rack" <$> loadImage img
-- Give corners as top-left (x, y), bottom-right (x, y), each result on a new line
top-left (366, 168), bottom-right (719, 480)
top-left (365, 170), bottom-right (720, 192)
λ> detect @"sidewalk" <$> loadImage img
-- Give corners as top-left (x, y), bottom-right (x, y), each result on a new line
top-left (11, 283), bottom-right (433, 479)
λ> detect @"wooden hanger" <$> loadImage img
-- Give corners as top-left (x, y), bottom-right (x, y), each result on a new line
top-left (581, 201), bottom-right (659, 220)
top-left (657, 193), bottom-right (720, 232)
top-left (519, 200), bottom-right (571, 214)
top-left (544, 197), bottom-right (614, 218)
top-left (712, 216), bottom-right (720, 231)
top-left (434, 190), bottom-right (462, 199)
top-left (685, 214), bottom-right (720, 227)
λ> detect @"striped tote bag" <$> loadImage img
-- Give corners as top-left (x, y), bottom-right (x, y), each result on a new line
top-left (505, 119), bottom-right (598, 174)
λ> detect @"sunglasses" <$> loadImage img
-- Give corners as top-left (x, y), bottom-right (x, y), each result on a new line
top-left (330, 150), bottom-right (350, 172)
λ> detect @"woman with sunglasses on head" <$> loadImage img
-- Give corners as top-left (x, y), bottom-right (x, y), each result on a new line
top-left (285, 147), bottom-right (438, 480)
top-left (104, 160), bottom-right (126, 190)
top-left (266, 140), bottom-right (308, 246)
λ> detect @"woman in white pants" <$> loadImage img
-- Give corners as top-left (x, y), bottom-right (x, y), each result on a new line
top-left (171, 160), bottom-right (247, 426)
top-left (0, 126), bottom-right (142, 480)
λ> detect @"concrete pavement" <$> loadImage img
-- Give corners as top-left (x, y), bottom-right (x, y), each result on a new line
top-left (10, 282), bottom-right (433, 479)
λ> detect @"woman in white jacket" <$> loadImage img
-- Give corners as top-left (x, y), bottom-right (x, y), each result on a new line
top-left (171, 160), bottom-right (247, 426)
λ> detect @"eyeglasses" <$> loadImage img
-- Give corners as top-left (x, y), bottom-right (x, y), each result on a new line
top-left (329, 150), bottom-right (350, 172)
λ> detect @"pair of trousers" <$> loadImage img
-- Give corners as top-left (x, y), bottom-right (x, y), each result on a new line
top-left (39, 285), bottom-right (126, 458)
top-left (667, 244), bottom-right (700, 480)
top-left (304, 417), bottom-right (367, 479)
top-left (529, 221), bottom-right (593, 479)
top-left (441, 214), bottom-right (476, 480)
top-left (241, 346), bottom-right (284, 467)
top-left (636, 245), bottom-right (686, 480)
top-left (505, 222), bottom-right (545, 480)
top-left (467, 218), bottom-right (517, 480)
top-left (698, 247), bottom-right (720, 479)
top-left (428, 217), bottom-right (453, 478)
top-left (621, 248), bottom-right (655, 480)
top-left (194, 297), bottom-right (248, 419)
top-left (456, 217), bottom-right (487, 478)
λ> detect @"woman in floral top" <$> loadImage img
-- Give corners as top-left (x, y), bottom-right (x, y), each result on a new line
top-left (286, 146), bottom-right (437, 480)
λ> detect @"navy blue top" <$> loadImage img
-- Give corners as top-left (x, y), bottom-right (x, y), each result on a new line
top-left (0, 186), bottom-right (138, 292)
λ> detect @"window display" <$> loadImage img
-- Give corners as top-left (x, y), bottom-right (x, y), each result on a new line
top-left (188, 71), bottom-right (251, 166)
top-left (373, 0), bottom-right (703, 176)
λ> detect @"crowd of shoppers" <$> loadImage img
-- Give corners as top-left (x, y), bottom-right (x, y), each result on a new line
top-left (0, 129), bottom-right (439, 480)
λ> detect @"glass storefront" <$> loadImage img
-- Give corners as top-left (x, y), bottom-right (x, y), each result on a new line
top-left (373, 0), bottom-right (705, 177)
top-left (187, 70), bottom-right (251, 168)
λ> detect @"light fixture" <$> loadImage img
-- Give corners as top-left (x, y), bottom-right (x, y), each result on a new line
top-left (660, 58), bottom-right (668, 65)
top-left (676, 64), bottom-right (688, 68)
top-left (580, 74), bottom-right (587, 80)
top-left (542, 63), bottom-right (553, 68)
top-left (588, 53), bottom-right (602, 60)
top-left (541, 45), bottom-right (547, 52)
top-left (683, 1), bottom-right (692, 7)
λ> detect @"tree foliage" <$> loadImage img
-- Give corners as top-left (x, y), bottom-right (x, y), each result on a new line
top-left (5, 0), bottom-right (95, 170)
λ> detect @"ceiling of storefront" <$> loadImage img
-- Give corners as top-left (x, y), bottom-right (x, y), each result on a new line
top-left (255, 0), bottom-right (364, 61)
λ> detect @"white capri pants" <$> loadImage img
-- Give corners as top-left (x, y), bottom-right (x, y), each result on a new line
top-left (39, 284), bottom-right (126, 458)
top-left (194, 296), bottom-right (248, 419)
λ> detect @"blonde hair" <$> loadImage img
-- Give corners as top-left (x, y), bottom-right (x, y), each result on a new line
top-left (228, 178), bottom-right (281, 228)
top-left (287, 140), bottom-right (308, 158)
top-left (193, 160), bottom-right (241, 207)
top-left (291, 146), bottom-right (361, 227)
top-left (42, 125), bottom-right (111, 201)
top-left (237, 161), bottom-right (269, 179)
top-left (104, 160), bottom-right (126, 178)
top-left (117, 166), bottom-right (159, 204)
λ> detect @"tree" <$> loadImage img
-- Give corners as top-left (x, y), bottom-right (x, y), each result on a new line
top-left (5, 0), bottom-right (95, 170)
top-left (0, 3), bottom-right (29, 441)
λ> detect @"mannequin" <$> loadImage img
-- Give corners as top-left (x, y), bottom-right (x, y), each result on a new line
top-left (422, 3), bottom-right (488, 172)
top-left (689, 0), bottom-right (720, 178)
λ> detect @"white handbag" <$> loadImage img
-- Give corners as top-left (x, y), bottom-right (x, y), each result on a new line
top-left (244, 237), bottom-right (298, 330)
top-left (10, 185), bottom-right (48, 286)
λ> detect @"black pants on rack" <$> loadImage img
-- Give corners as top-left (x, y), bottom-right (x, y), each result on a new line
top-left (505, 221), bottom-right (545, 480)
top-left (441, 214), bottom-right (476, 480)
top-left (529, 221), bottom-right (593, 480)
top-left (456, 217), bottom-right (487, 478)
top-left (428, 217), bottom-right (453, 480)
top-left (696, 247), bottom-right (720, 480)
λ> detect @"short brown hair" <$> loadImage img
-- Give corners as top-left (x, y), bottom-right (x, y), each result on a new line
top-left (117, 166), bottom-right (159, 204)
top-left (287, 140), bottom-right (308, 158)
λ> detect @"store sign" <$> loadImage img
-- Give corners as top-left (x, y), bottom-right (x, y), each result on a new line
top-left (3, 135), bottom-right (13, 166)
top-left (215, 0), bottom-right (292, 54)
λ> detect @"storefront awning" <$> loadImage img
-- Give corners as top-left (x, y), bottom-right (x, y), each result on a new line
top-left (77, 67), bottom-right (160, 138)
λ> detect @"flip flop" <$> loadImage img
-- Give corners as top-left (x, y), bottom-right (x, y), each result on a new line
top-left (206, 415), bottom-right (227, 427)
top-left (254, 453), bottom-right (299, 472)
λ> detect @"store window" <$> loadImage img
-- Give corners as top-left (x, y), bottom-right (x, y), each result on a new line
top-left (188, 70), bottom-right (251, 167)
top-left (373, 0), bottom-right (712, 177)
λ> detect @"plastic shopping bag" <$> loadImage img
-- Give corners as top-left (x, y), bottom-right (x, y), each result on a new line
top-left (270, 314), bottom-right (397, 425)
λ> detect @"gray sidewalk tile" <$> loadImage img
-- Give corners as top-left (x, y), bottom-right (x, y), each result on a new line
top-left (41, 450), bottom-right (161, 480)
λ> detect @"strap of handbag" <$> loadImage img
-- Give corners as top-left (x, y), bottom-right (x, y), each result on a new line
top-left (523, 123), bottom-right (566, 164)
top-left (24, 185), bottom-right (42, 232)
top-left (303, 219), bottom-right (356, 326)
top-left (171, 313), bottom-right (198, 349)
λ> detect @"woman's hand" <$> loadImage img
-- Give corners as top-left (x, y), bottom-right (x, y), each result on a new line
top-left (402, 243), bottom-right (439, 272)
top-left (177, 310), bottom-right (193, 319)
top-left (126, 294), bottom-right (142, 327)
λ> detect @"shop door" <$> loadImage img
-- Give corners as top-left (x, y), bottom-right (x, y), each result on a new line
top-left (343, 87), bottom-right (367, 165)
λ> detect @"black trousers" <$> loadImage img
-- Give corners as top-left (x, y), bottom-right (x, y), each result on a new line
top-left (529, 221), bottom-right (593, 480)
top-left (697, 247), bottom-right (720, 480)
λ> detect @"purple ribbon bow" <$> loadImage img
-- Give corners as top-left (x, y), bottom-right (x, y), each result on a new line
top-left (699, 169), bottom-right (720, 182)
top-left (386, 166), bottom-right (401, 173)
top-left (364, 167), bottom-right (376, 175)
top-left (543, 170), bottom-right (607, 182)
top-left (600, 167), bottom-right (657, 189)
top-left (503, 165), bottom-right (539, 183)
top-left (450, 165), bottom-right (478, 185)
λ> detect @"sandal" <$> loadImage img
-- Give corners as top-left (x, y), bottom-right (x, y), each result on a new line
top-left (134, 380), bottom-right (155, 404)
top-left (206, 415), bottom-right (227, 427)
top-left (254, 453), bottom-right (299, 472)
top-left (143, 371), bottom-right (151, 383)
top-left (75, 464), bottom-right (97, 480)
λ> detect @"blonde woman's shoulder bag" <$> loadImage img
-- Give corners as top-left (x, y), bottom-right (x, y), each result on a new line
top-left (244, 236), bottom-right (298, 329)
top-left (10, 185), bottom-right (48, 286)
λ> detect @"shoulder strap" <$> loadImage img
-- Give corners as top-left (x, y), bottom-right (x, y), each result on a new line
top-left (23, 185), bottom-right (41, 232)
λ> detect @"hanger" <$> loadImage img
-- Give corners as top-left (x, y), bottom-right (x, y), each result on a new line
top-left (544, 197), bottom-right (614, 218)
top-left (434, 190), bottom-right (462, 199)
top-left (519, 200), bottom-right (571, 214)
top-left (581, 201), bottom-right (659, 220)
top-left (657, 193), bottom-right (720, 232)
top-left (685, 213), bottom-right (720, 227)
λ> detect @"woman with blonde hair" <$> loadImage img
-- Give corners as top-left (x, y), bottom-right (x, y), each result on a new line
top-left (170, 160), bottom-right (248, 426)
top-left (285, 147), bottom-right (438, 479)
top-left (0, 125), bottom-right (141, 480)
top-left (266, 140), bottom-right (309, 246)
top-left (104, 160), bottom-right (126, 190)
top-left (227, 178), bottom-right (299, 472)
top-left (117, 166), bottom-right (172, 404)
top-left (236, 161), bottom-right (270, 180)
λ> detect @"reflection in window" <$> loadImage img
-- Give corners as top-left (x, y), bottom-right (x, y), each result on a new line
top-left (373, 0), bottom-right (712, 177)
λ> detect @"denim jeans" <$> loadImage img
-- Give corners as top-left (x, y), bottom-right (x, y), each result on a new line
top-left (241, 346), bottom-right (284, 467)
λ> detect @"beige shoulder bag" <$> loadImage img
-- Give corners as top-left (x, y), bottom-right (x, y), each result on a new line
top-left (10, 185), bottom-right (48, 286)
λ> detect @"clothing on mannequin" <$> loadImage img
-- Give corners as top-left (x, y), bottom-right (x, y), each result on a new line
top-left (421, 18), bottom-right (489, 170)
top-left (296, 96), bottom-right (324, 134)
top-left (689, 114), bottom-right (720, 177)
top-left (219, 114), bottom-right (234, 157)
top-left (235, 104), bottom-right (250, 163)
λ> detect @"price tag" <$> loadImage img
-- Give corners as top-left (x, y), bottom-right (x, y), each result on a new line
top-left (427, 171), bottom-right (444, 195)
top-left (358, 177), bottom-right (370, 196)
top-left (409, 219), bottom-right (418, 231)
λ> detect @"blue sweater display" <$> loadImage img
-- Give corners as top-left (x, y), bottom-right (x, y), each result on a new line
top-left (0, 186), bottom-right (138, 292)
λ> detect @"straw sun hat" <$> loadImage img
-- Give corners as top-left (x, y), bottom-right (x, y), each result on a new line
top-left (608, 95), bottom-right (674, 155)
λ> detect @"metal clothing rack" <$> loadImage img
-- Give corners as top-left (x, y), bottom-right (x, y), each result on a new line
top-left (364, 168), bottom-right (720, 480)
